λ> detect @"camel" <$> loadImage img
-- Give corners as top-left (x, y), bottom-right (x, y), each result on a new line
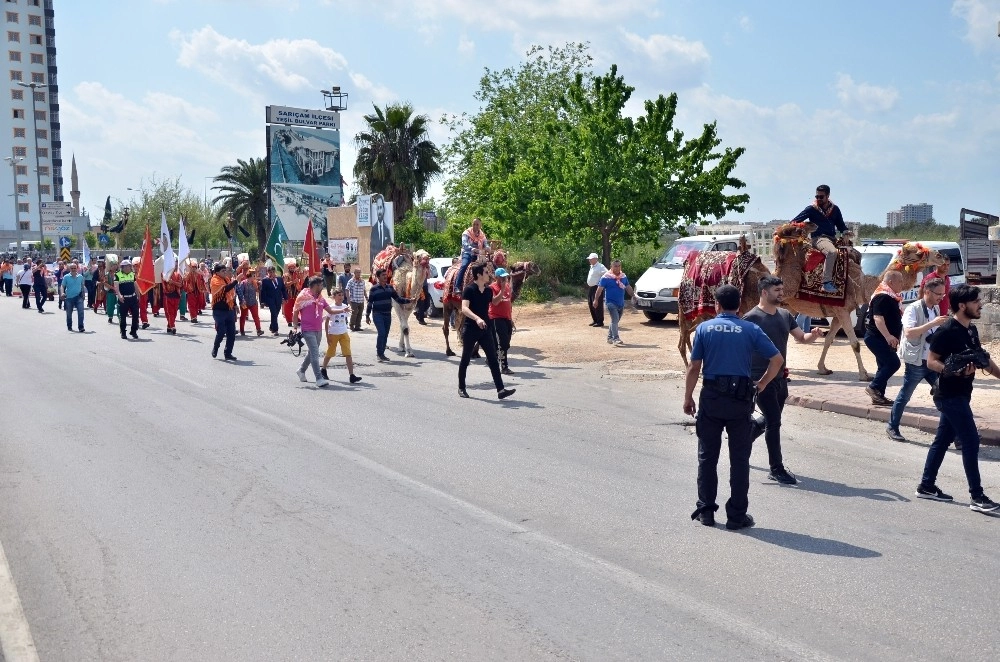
top-left (441, 249), bottom-right (541, 357)
top-left (390, 248), bottom-right (430, 358)
top-left (677, 237), bottom-right (771, 366)
top-left (771, 222), bottom-right (945, 380)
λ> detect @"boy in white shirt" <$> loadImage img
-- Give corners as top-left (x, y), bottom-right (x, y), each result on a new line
top-left (321, 289), bottom-right (362, 384)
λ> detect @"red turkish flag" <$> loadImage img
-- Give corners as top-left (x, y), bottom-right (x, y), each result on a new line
top-left (137, 226), bottom-right (156, 295)
top-left (303, 219), bottom-right (320, 278)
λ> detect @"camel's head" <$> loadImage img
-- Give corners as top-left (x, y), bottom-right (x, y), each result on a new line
top-left (510, 261), bottom-right (541, 277)
top-left (772, 221), bottom-right (814, 265)
top-left (889, 242), bottom-right (945, 275)
top-left (413, 249), bottom-right (431, 266)
top-left (492, 250), bottom-right (508, 268)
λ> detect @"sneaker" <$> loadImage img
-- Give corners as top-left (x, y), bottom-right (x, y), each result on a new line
top-left (141, 323), bottom-right (150, 330)
top-left (607, 338), bottom-right (614, 344)
top-left (970, 494), bottom-right (1000, 513)
top-left (349, 374), bottom-right (362, 384)
top-left (296, 370), bottom-right (307, 382)
top-left (693, 512), bottom-right (715, 527)
top-left (726, 514), bottom-right (755, 531)
top-left (121, 333), bottom-right (128, 340)
top-left (498, 388), bottom-right (516, 400)
top-left (130, 331), bottom-right (138, 338)
top-left (458, 388), bottom-right (469, 398)
top-left (886, 427), bottom-right (906, 442)
top-left (501, 367), bottom-right (514, 375)
top-left (180, 315), bottom-right (188, 321)
top-left (768, 468), bottom-right (798, 485)
top-left (916, 484), bottom-right (953, 501)
top-left (78, 328), bottom-right (85, 333)
top-left (613, 339), bottom-right (625, 347)
top-left (377, 355), bottom-right (389, 363)
top-left (865, 386), bottom-right (892, 406)
top-left (822, 281), bottom-right (837, 293)
top-left (108, 317), bottom-right (114, 324)
top-left (67, 326), bottom-right (73, 332)
top-left (316, 378), bottom-right (329, 388)
top-left (320, 368), bottom-right (329, 380)
top-left (223, 355), bottom-right (237, 361)
top-left (211, 347), bottom-right (218, 358)
top-left (750, 415), bottom-right (766, 442)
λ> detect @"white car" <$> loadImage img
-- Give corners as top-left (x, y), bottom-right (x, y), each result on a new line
top-left (426, 257), bottom-right (457, 317)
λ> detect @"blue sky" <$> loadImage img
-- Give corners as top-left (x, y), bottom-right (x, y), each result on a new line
top-left (57, 0), bottom-right (1000, 227)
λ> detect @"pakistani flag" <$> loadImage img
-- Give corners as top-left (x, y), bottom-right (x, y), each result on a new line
top-left (265, 219), bottom-right (288, 275)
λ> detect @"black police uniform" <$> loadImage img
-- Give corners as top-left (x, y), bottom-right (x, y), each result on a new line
top-left (689, 312), bottom-right (779, 524)
top-left (114, 269), bottom-right (140, 338)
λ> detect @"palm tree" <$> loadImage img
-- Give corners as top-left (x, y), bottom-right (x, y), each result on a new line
top-left (354, 103), bottom-right (442, 223)
top-left (212, 158), bottom-right (269, 258)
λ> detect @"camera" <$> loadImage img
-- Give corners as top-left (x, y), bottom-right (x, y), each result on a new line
top-left (943, 347), bottom-right (991, 376)
top-left (281, 330), bottom-right (304, 350)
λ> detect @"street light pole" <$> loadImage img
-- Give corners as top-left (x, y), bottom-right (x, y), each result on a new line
top-left (5, 148), bottom-right (24, 259)
top-left (18, 81), bottom-right (48, 252)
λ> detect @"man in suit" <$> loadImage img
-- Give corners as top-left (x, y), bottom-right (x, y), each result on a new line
top-left (369, 196), bottom-right (392, 267)
top-left (259, 265), bottom-right (286, 336)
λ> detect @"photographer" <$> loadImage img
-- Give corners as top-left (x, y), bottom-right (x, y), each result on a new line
top-left (916, 284), bottom-right (1000, 513)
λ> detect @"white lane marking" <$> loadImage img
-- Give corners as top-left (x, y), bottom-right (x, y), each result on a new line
top-left (159, 369), bottom-right (207, 389)
top-left (240, 405), bottom-right (840, 661)
top-left (0, 537), bottom-right (39, 662)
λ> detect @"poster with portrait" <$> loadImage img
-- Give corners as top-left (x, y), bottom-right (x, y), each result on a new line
top-left (328, 238), bottom-right (358, 264)
top-left (367, 199), bottom-right (394, 268)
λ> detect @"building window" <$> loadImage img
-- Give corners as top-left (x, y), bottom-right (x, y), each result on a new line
top-left (27, 33), bottom-right (38, 45)
top-left (37, 165), bottom-right (46, 176)
top-left (31, 89), bottom-right (41, 101)
top-left (33, 108), bottom-right (43, 120)
top-left (11, 107), bottom-right (22, 118)
top-left (16, 183), bottom-right (27, 194)
top-left (8, 68), bottom-right (19, 80)
top-left (18, 221), bottom-right (28, 231)
top-left (30, 0), bottom-right (38, 5)
top-left (17, 203), bottom-right (28, 213)
top-left (12, 126), bottom-right (23, 137)
top-left (7, 49), bottom-right (17, 60)
top-left (27, 15), bottom-right (39, 26)
top-left (15, 165), bottom-right (25, 175)
top-left (5, 11), bottom-right (16, 22)
top-left (28, 52), bottom-right (39, 64)
top-left (9, 87), bottom-right (20, 99)
top-left (39, 184), bottom-right (48, 195)
top-left (6, 31), bottom-right (17, 42)
top-left (35, 128), bottom-right (44, 138)
top-left (29, 71), bottom-right (41, 82)
top-left (36, 146), bottom-right (46, 157)
top-left (12, 145), bottom-right (25, 156)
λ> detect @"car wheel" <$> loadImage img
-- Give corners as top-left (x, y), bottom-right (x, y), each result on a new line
top-left (428, 303), bottom-right (442, 318)
top-left (643, 312), bottom-right (667, 322)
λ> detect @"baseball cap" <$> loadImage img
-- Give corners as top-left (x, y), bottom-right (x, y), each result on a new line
top-left (587, 252), bottom-right (599, 260)
top-left (494, 268), bottom-right (509, 277)
top-left (120, 259), bottom-right (132, 266)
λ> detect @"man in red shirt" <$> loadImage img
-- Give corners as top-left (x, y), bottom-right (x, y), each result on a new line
top-left (489, 268), bottom-right (514, 375)
top-left (921, 257), bottom-right (951, 316)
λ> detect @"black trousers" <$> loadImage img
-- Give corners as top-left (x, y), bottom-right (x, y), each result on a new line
top-left (756, 377), bottom-right (788, 472)
top-left (493, 318), bottom-right (513, 368)
top-left (34, 285), bottom-right (45, 310)
top-left (3, 278), bottom-right (12, 296)
top-left (266, 302), bottom-right (281, 333)
top-left (459, 322), bottom-right (505, 391)
top-left (415, 282), bottom-right (431, 319)
top-left (20, 284), bottom-right (31, 307)
top-left (213, 308), bottom-right (237, 357)
top-left (696, 388), bottom-right (755, 521)
top-left (588, 285), bottom-right (604, 325)
top-left (119, 296), bottom-right (140, 335)
top-left (85, 279), bottom-right (96, 304)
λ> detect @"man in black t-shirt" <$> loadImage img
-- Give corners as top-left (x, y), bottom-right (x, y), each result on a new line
top-left (863, 271), bottom-right (904, 405)
top-left (916, 284), bottom-right (1000, 513)
top-left (458, 264), bottom-right (515, 400)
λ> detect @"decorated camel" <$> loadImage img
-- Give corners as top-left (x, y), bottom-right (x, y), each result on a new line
top-left (771, 221), bottom-right (945, 380)
top-left (440, 244), bottom-right (541, 356)
top-left (677, 236), bottom-right (771, 365)
top-left (390, 247), bottom-right (431, 358)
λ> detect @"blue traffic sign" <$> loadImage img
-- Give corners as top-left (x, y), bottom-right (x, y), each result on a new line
top-left (58, 236), bottom-right (73, 248)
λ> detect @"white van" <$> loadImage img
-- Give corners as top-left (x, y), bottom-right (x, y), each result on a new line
top-left (633, 234), bottom-right (745, 321)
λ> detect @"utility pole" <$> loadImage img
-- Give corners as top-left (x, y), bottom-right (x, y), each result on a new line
top-left (4, 148), bottom-right (25, 259)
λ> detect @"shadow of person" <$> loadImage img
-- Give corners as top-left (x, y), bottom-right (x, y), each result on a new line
top-left (742, 529), bottom-right (882, 558)
top-left (755, 467), bottom-right (910, 502)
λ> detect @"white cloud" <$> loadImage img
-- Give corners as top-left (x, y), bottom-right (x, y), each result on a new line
top-left (458, 34), bottom-right (476, 57)
top-left (834, 74), bottom-right (899, 112)
top-left (952, 0), bottom-right (1000, 51)
top-left (348, 73), bottom-right (396, 107)
top-left (738, 15), bottom-right (753, 32)
top-left (620, 30), bottom-right (710, 88)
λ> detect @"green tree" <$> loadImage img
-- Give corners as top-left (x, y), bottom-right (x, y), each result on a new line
top-left (116, 176), bottom-right (222, 252)
top-left (83, 231), bottom-right (97, 249)
top-left (212, 158), bottom-right (269, 259)
top-left (354, 103), bottom-right (443, 223)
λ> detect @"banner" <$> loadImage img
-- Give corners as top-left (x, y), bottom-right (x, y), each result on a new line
top-left (328, 239), bottom-right (358, 264)
top-left (268, 125), bottom-right (342, 242)
top-left (81, 236), bottom-right (90, 267)
top-left (137, 226), bottom-right (156, 295)
top-left (304, 218), bottom-right (320, 277)
top-left (265, 220), bottom-right (288, 276)
top-left (177, 215), bottom-right (190, 266)
top-left (356, 195), bottom-right (371, 227)
top-left (160, 209), bottom-right (176, 278)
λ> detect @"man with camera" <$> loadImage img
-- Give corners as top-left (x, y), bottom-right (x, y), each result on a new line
top-left (916, 284), bottom-right (1000, 513)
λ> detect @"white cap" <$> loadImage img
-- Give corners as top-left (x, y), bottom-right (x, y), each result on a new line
top-left (587, 252), bottom-right (599, 260)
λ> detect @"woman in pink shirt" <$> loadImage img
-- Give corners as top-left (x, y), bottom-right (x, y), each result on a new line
top-left (292, 276), bottom-right (336, 387)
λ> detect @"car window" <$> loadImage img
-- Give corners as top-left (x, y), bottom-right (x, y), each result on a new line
top-left (656, 241), bottom-right (711, 267)
top-left (860, 252), bottom-right (893, 277)
top-left (941, 250), bottom-right (963, 275)
top-left (714, 242), bottom-right (738, 252)
top-left (429, 264), bottom-right (439, 278)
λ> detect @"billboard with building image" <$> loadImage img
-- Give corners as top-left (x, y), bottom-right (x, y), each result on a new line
top-left (267, 125), bottom-right (343, 242)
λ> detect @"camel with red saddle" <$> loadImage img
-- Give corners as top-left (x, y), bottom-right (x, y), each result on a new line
top-left (772, 221), bottom-right (945, 380)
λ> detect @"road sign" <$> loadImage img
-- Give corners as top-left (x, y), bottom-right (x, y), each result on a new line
top-left (40, 201), bottom-right (73, 221)
top-left (42, 223), bottom-right (73, 235)
top-left (59, 247), bottom-right (71, 262)
top-left (98, 234), bottom-right (111, 246)
top-left (58, 236), bottom-right (72, 249)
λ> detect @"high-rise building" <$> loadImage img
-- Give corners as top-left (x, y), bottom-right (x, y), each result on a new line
top-left (886, 203), bottom-right (933, 228)
top-left (0, 0), bottom-right (62, 234)
top-left (886, 210), bottom-right (904, 229)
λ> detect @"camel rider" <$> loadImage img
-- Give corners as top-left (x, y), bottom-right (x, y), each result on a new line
top-left (453, 217), bottom-right (488, 294)
top-left (791, 184), bottom-right (852, 294)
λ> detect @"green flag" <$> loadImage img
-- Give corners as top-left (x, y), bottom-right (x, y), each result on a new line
top-left (265, 219), bottom-right (288, 275)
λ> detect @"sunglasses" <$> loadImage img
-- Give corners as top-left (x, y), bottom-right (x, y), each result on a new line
top-left (815, 195), bottom-right (827, 200)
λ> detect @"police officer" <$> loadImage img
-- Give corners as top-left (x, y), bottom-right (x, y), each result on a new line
top-left (683, 284), bottom-right (783, 530)
top-left (113, 259), bottom-right (141, 340)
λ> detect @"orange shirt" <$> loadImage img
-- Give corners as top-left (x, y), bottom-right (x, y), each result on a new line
top-left (210, 274), bottom-right (237, 310)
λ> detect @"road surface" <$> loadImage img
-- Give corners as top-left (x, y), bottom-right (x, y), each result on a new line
top-left (0, 302), bottom-right (998, 661)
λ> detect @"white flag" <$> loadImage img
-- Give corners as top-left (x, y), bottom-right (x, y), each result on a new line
top-left (81, 235), bottom-right (90, 267)
top-left (177, 215), bottom-right (190, 267)
top-left (160, 208), bottom-right (176, 278)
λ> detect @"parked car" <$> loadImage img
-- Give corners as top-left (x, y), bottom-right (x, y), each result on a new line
top-left (426, 257), bottom-right (457, 318)
top-left (633, 235), bottom-right (744, 321)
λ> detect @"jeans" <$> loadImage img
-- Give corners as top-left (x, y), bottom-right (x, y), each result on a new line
top-left (756, 376), bottom-right (788, 472)
top-left (454, 255), bottom-right (473, 292)
top-left (212, 308), bottom-right (236, 357)
top-left (459, 322), bottom-right (505, 391)
top-left (299, 330), bottom-right (323, 379)
top-left (920, 396), bottom-right (982, 498)
top-left (373, 311), bottom-right (391, 357)
top-left (119, 296), bottom-right (140, 336)
top-left (795, 313), bottom-right (811, 333)
top-left (606, 302), bottom-right (623, 340)
top-left (65, 295), bottom-right (85, 330)
top-left (889, 361), bottom-right (938, 431)
top-left (2, 277), bottom-right (12, 296)
top-left (696, 388), bottom-right (755, 520)
top-left (266, 302), bottom-right (281, 333)
top-left (20, 284), bottom-right (30, 307)
top-left (864, 330), bottom-right (901, 394)
top-left (588, 285), bottom-right (604, 324)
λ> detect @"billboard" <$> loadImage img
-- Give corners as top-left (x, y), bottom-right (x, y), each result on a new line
top-left (328, 238), bottom-right (359, 264)
top-left (268, 125), bottom-right (343, 242)
top-left (266, 105), bottom-right (341, 130)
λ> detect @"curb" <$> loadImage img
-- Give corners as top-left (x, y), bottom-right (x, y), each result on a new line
top-left (0, 537), bottom-right (37, 662)
top-left (787, 395), bottom-right (1000, 445)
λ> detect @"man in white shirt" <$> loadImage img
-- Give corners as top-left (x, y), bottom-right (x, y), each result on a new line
top-left (321, 289), bottom-right (362, 385)
top-left (886, 277), bottom-right (950, 442)
top-left (17, 260), bottom-right (33, 309)
top-left (585, 252), bottom-right (608, 327)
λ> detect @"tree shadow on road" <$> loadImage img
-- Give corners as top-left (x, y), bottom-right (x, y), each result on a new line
top-left (753, 467), bottom-right (910, 502)
top-left (741, 529), bottom-right (882, 558)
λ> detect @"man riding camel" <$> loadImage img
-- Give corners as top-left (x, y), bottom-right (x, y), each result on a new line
top-left (453, 217), bottom-right (488, 294)
top-left (790, 184), bottom-right (852, 294)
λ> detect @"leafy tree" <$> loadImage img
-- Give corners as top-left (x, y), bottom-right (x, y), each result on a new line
top-left (354, 103), bottom-right (443, 223)
top-left (212, 158), bottom-right (269, 259)
top-left (41, 238), bottom-right (53, 251)
top-left (83, 231), bottom-right (97, 249)
top-left (114, 176), bottom-right (222, 251)
top-left (394, 198), bottom-right (458, 257)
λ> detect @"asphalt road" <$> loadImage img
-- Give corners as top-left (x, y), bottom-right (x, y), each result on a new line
top-left (1, 300), bottom-right (999, 661)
